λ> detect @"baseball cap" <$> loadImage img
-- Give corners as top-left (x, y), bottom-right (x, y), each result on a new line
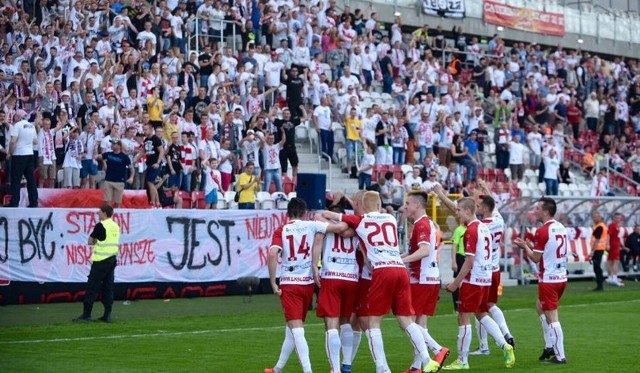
top-left (110, 139), bottom-right (122, 144)
top-left (62, 90), bottom-right (70, 97)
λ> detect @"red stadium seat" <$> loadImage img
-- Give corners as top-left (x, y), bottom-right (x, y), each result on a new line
top-left (192, 191), bottom-right (206, 209)
top-left (176, 191), bottom-right (192, 209)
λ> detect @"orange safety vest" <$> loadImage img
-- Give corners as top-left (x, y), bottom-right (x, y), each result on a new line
top-left (591, 222), bottom-right (608, 251)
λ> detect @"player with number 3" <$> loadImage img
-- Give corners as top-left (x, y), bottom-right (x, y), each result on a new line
top-left (439, 197), bottom-right (515, 370)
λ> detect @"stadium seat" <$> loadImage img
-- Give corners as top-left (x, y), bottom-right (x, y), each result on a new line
top-left (401, 164), bottom-right (413, 177)
top-left (389, 165), bottom-right (403, 181)
top-left (257, 191), bottom-right (275, 210)
top-left (224, 191), bottom-right (238, 209)
top-left (192, 191), bottom-right (206, 209)
top-left (271, 192), bottom-right (288, 209)
top-left (217, 191), bottom-right (227, 209)
top-left (283, 179), bottom-right (296, 195)
top-left (503, 168), bottom-right (512, 181)
top-left (176, 191), bottom-right (192, 209)
top-left (3, 194), bottom-right (12, 206)
top-left (287, 191), bottom-right (297, 200)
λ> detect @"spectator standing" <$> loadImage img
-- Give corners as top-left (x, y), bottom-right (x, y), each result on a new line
top-left (508, 134), bottom-right (525, 182)
top-left (542, 148), bottom-right (560, 196)
top-left (358, 140), bottom-right (375, 190)
top-left (8, 110), bottom-right (38, 207)
top-left (100, 139), bottom-right (134, 208)
top-left (314, 97), bottom-right (334, 163)
top-left (263, 128), bottom-right (285, 192)
top-left (143, 123), bottom-right (165, 208)
top-left (237, 161), bottom-right (259, 209)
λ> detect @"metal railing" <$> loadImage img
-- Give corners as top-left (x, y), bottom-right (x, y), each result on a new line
top-left (187, 18), bottom-right (239, 57)
top-left (503, 195), bottom-right (640, 282)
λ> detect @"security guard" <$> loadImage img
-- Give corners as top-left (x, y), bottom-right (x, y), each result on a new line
top-left (73, 205), bottom-right (120, 323)
top-left (590, 212), bottom-right (608, 291)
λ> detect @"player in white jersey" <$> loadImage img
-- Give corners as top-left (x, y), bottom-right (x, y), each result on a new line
top-left (470, 192), bottom-right (515, 355)
top-left (400, 191), bottom-right (451, 372)
top-left (515, 197), bottom-right (568, 364)
top-left (442, 197), bottom-right (515, 370)
top-left (266, 198), bottom-right (339, 373)
top-left (323, 191), bottom-right (441, 373)
top-left (313, 204), bottom-right (360, 373)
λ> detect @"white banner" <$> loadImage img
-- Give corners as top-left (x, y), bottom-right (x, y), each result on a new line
top-left (0, 208), bottom-right (291, 283)
top-left (422, 0), bottom-right (466, 18)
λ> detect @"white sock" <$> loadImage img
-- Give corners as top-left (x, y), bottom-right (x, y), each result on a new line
top-left (475, 317), bottom-right (488, 350)
top-left (479, 315), bottom-right (507, 348)
top-left (326, 329), bottom-right (341, 373)
top-left (291, 327), bottom-right (312, 373)
top-left (366, 328), bottom-right (388, 373)
top-left (422, 327), bottom-right (442, 355)
top-left (410, 342), bottom-right (421, 369)
top-left (340, 324), bottom-right (354, 365)
top-left (489, 305), bottom-right (511, 336)
top-left (274, 326), bottom-right (295, 371)
top-left (406, 322), bottom-right (431, 365)
top-left (550, 322), bottom-right (566, 360)
top-left (458, 325), bottom-right (472, 365)
top-left (351, 331), bottom-right (362, 364)
top-left (540, 314), bottom-right (552, 348)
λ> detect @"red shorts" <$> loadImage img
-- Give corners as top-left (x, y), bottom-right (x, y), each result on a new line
top-left (410, 283), bottom-right (440, 316)
top-left (354, 278), bottom-right (372, 317)
top-left (280, 284), bottom-right (315, 321)
top-left (488, 271), bottom-right (501, 305)
top-left (538, 282), bottom-right (567, 311)
top-left (317, 279), bottom-right (359, 318)
top-left (608, 247), bottom-right (620, 261)
top-left (458, 282), bottom-right (490, 314)
top-left (368, 267), bottom-right (415, 317)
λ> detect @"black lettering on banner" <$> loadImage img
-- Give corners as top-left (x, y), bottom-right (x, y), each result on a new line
top-left (0, 217), bottom-right (7, 263)
top-left (166, 217), bottom-right (191, 270)
top-left (206, 220), bottom-right (235, 266)
top-left (166, 217), bottom-right (236, 271)
top-left (19, 212), bottom-right (56, 264)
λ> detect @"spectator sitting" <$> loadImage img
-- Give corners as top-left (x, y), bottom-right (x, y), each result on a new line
top-left (404, 165), bottom-right (423, 192)
top-left (421, 169), bottom-right (439, 192)
top-left (155, 174), bottom-right (183, 209)
top-left (582, 145), bottom-right (596, 176)
top-left (441, 162), bottom-right (463, 193)
top-left (559, 160), bottom-right (573, 184)
top-left (591, 170), bottom-right (613, 197)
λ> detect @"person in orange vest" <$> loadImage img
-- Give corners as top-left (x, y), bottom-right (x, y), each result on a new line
top-left (590, 213), bottom-right (608, 291)
top-left (607, 213), bottom-right (624, 286)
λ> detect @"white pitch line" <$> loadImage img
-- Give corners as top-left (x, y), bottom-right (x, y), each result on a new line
top-left (1, 299), bottom-right (639, 345)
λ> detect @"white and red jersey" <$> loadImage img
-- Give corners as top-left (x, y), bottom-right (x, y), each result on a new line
top-left (482, 210), bottom-right (506, 272)
top-left (245, 94), bottom-right (264, 119)
top-left (464, 220), bottom-right (493, 286)
top-left (320, 232), bottom-right (359, 282)
top-left (341, 212), bottom-right (404, 270)
top-left (408, 216), bottom-right (439, 284)
top-left (271, 220), bottom-right (328, 285)
top-left (533, 219), bottom-right (568, 283)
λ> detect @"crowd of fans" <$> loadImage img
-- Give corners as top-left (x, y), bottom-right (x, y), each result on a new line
top-left (0, 0), bottom-right (639, 208)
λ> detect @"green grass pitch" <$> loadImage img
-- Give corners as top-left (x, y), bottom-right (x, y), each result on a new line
top-left (1, 280), bottom-right (639, 372)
